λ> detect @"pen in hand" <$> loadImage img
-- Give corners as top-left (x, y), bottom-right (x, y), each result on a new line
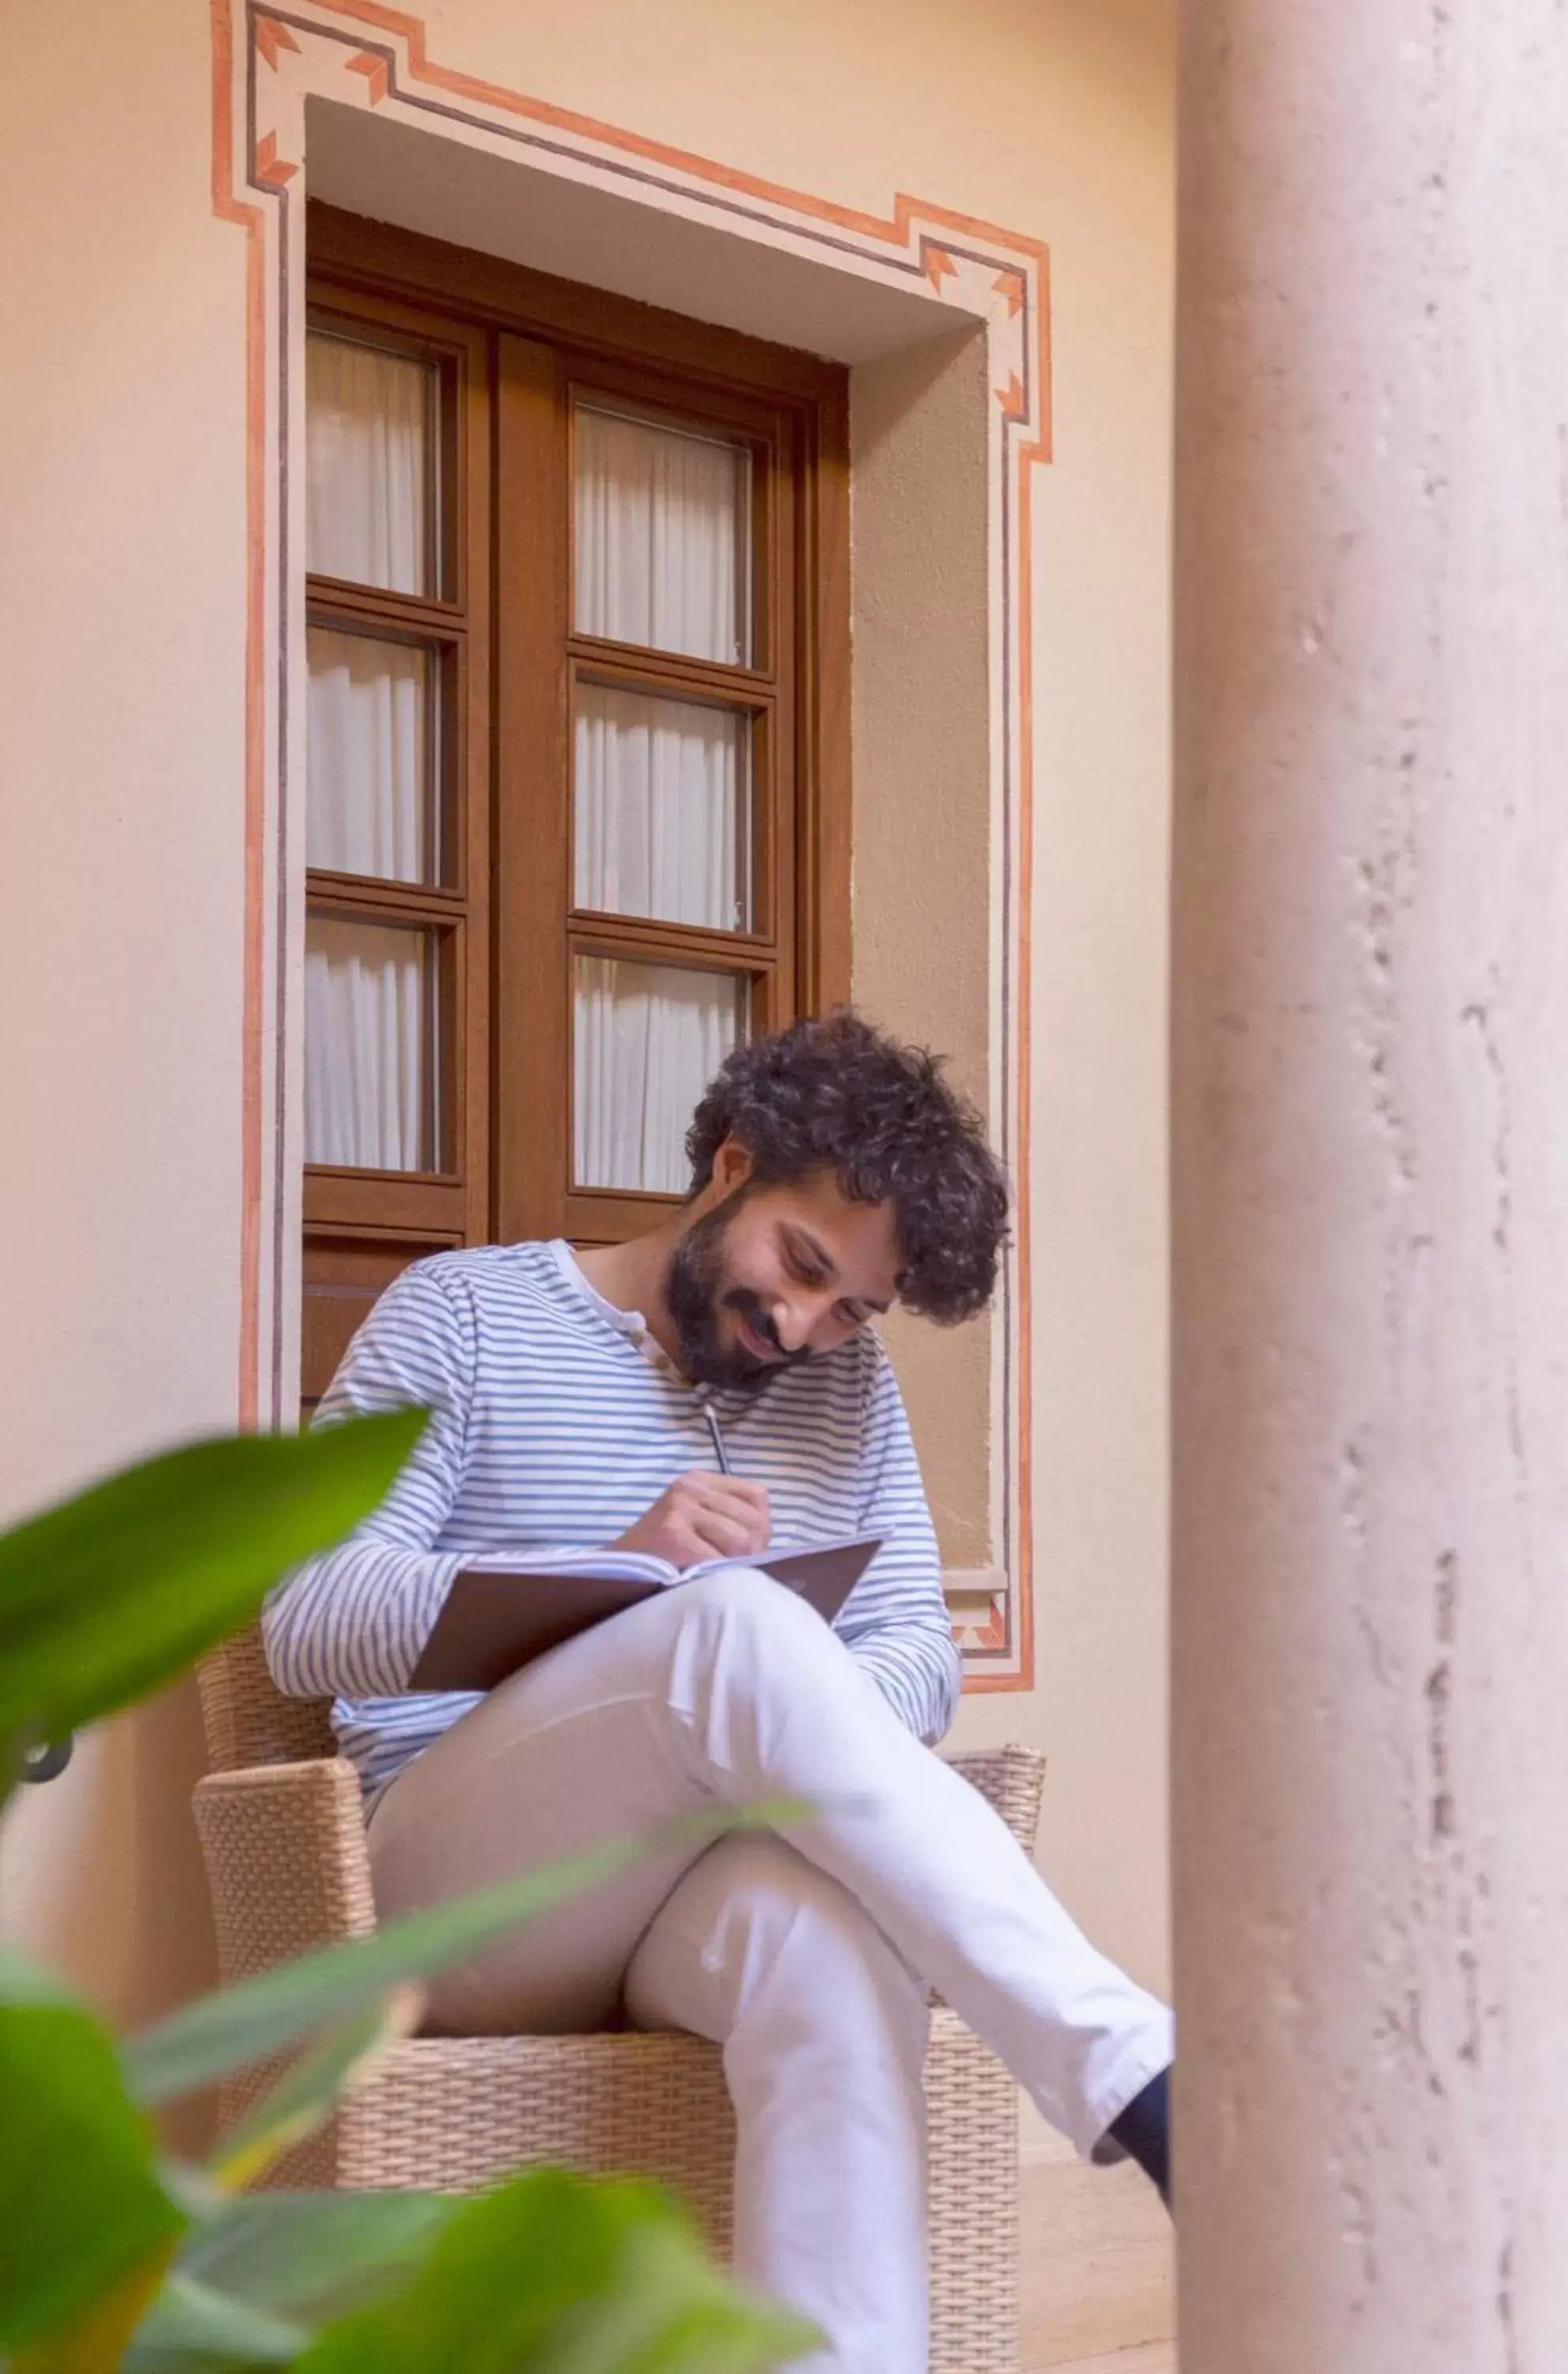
top-left (600, 1401), bottom-right (766, 1564)
top-left (697, 1405), bottom-right (768, 1576)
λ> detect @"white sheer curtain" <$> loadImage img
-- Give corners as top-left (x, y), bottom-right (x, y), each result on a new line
top-left (304, 920), bottom-right (435, 1172)
top-left (574, 406), bottom-right (749, 665)
top-left (305, 336), bottom-right (439, 1170)
top-left (574, 683), bottom-right (748, 931)
top-left (575, 960), bottom-right (743, 1194)
top-left (306, 332), bottom-right (432, 596)
top-left (307, 628), bottom-right (433, 884)
top-left (572, 405), bottom-right (753, 1192)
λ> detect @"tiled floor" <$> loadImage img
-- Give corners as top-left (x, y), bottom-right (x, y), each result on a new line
top-left (1018, 2148), bottom-right (1173, 2369)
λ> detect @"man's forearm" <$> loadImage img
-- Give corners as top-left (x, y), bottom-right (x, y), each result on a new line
top-left (266, 1538), bottom-right (604, 1698)
top-left (847, 1622), bottom-right (963, 1746)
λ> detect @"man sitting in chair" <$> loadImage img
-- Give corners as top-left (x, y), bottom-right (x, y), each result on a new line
top-left (266, 1011), bottom-right (1173, 2372)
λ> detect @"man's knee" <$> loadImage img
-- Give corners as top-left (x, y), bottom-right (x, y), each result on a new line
top-left (672, 1563), bottom-right (844, 1679)
top-left (687, 1835), bottom-right (923, 2012)
top-left (627, 1835), bottom-right (927, 2080)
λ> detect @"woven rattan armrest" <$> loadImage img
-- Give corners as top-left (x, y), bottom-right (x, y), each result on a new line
top-left (193, 1756), bottom-right (375, 1981)
top-left (945, 1744), bottom-right (1046, 1855)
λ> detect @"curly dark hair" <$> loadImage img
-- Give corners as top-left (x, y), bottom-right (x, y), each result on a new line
top-left (685, 1011), bottom-right (1009, 1325)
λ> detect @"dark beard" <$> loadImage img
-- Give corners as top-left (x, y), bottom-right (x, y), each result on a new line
top-left (665, 1197), bottom-right (808, 1394)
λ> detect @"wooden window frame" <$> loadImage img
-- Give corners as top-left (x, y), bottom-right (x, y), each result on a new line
top-left (495, 332), bottom-right (804, 1243)
top-left (309, 198), bottom-right (849, 962)
top-left (300, 203), bottom-right (848, 1400)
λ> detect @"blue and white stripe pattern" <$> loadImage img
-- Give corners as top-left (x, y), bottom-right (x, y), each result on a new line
top-left (263, 1240), bottom-right (962, 1802)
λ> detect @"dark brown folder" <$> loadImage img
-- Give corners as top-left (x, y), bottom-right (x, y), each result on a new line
top-left (406, 1537), bottom-right (884, 1695)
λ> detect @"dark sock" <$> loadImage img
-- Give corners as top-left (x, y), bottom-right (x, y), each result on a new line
top-left (1107, 2065), bottom-right (1171, 2207)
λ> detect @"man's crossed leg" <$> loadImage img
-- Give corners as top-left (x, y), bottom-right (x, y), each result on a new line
top-left (369, 1568), bottom-right (1174, 2373)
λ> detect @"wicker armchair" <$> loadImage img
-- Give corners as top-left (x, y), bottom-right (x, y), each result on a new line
top-left (193, 1629), bottom-right (1044, 2374)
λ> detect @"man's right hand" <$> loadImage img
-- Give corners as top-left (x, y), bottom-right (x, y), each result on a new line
top-left (612, 1471), bottom-right (771, 1570)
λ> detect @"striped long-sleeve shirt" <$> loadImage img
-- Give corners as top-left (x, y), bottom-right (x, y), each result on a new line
top-left (263, 1239), bottom-right (962, 1802)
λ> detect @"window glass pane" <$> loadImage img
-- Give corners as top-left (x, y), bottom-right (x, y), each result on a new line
top-left (574, 682), bottom-right (751, 931)
top-left (575, 406), bottom-right (751, 666)
top-left (307, 628), bottom-right (442, 886)
top-left (305, 916), bottom-right (441, 1171)
top-left (307, 332), bottom-right (437, 596)
top-left (574, 958), bottom-right (746, 1193)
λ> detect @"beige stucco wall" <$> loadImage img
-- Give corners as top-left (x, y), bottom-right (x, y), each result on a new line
top-left (0, 0), bottom-right (1176, 2084)
top-left (0, 0), bottom-right (246, 2045)
top-left (851, 325), bottom-right (994, 1569)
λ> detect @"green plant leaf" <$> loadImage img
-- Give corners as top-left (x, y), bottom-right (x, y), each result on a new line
top-left (289, 2167), bottom-right (817, 2374)
top-left (0, 1412), bottom-right (426, 1744)
top-left (166, 2193), bottom-right (456, 2327)
top-left (0, 1993), bottom-right (186, 2350)
top-left (125, 1799), bottom-right (809, 2106)
top-left (0, 1940), bottom-right (78, 2007)
top-left (208, 1991), bottom-right (422, 2190)
top-left (122, 2272), bottom-right (306, 2368)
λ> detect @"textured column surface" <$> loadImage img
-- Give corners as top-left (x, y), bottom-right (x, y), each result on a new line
top-left (1172, 6), bottom-right (1568, 2367)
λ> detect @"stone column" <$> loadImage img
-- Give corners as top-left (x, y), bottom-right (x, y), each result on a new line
top-left (1172, 6), bottom-right (1568, 2368)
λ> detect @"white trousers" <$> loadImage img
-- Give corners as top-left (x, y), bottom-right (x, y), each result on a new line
top-left (368, 1569), bottom-right (1172, 2373)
